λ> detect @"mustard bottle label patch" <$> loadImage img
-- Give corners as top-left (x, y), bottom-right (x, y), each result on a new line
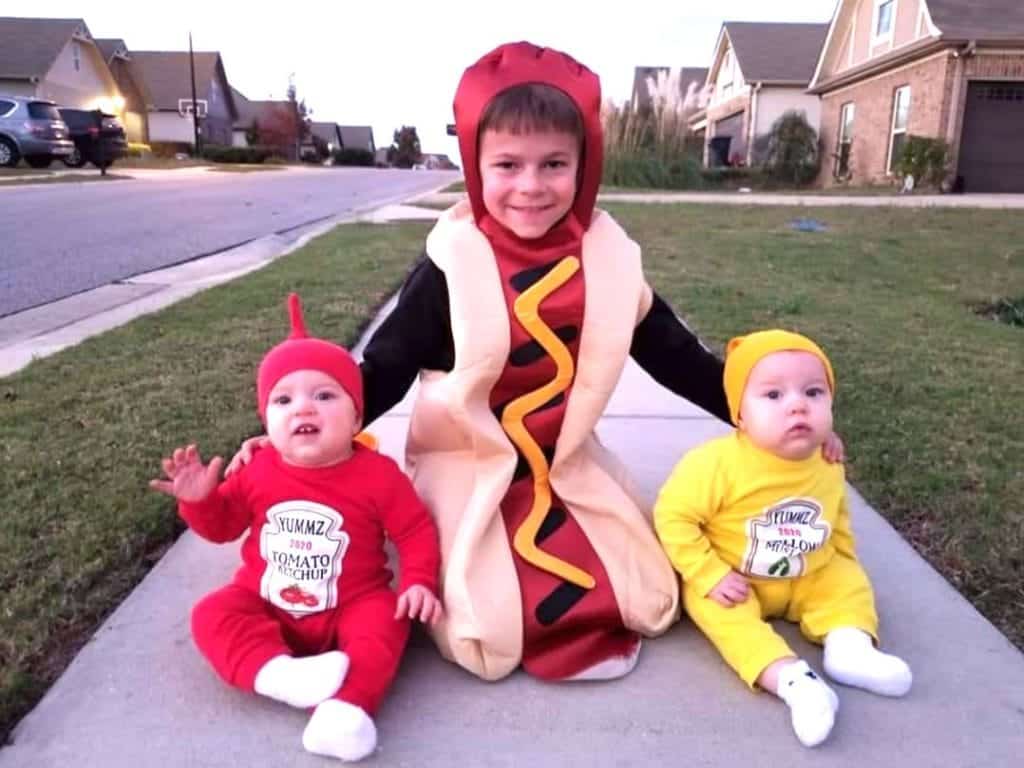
top-left (742, 498), bottom-right (830, 579)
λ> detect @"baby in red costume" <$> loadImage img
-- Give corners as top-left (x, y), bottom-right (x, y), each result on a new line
top-left (151, 294), bottom-right (441, 762)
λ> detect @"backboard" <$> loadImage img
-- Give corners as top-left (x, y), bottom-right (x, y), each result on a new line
top-left (177, 98), bottom-right (208, 118)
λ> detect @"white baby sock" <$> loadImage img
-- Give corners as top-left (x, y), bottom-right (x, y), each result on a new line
top-left (824, 626), bottom-right (913, 697)
top-left (776, 659), bottom-right (840, 748)
top-left (303, 699), bottom-right (378, 762)
top-left (253, 651), bottom-right (349, 709)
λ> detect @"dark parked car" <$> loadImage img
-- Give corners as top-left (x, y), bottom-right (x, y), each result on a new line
top-left (57, 108), bottom-right (127, 170)
top-left (0, 95), bottom-right (74, 168)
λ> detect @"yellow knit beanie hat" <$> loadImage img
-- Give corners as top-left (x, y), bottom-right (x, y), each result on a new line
top-left (723, 329), bottom-right (835, 426)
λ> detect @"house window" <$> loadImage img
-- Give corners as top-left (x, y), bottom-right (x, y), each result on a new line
top-left (876, 0), bottom-right (892, 41)
top-left (888, 85), bottom-right (911, 173)
top-left (73, 41), bottom-right (81, 72)
top-left (836, 103), bottom-right (855, 179)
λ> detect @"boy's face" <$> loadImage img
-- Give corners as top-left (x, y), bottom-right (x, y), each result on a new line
top-left (738, 351), bottom-right (833, 461)
top-left (265, 369), bottom-right (361, 468)
top-left (478, 127), bottom-right (579, 239)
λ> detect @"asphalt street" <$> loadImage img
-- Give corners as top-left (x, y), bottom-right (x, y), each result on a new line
top-left (0, 166), bottom-right (457, 317)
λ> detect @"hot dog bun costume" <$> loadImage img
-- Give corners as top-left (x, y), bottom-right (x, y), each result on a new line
top-left (359, 41), bottom-right (732, 681)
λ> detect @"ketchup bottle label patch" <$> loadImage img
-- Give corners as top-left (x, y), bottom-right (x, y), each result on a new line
top-left (260, 500), bottom-right (349, 615)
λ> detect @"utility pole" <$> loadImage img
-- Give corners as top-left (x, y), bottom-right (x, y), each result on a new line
top-left (188, 32), bottom-right (201, 155)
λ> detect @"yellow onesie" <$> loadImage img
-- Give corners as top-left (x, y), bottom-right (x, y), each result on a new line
top-left (653, 431), bottom-right (878, 688)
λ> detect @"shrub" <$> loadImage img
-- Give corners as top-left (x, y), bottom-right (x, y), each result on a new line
top-left (200, 144), bottom-right (274, 164)
top-left (763, 111), bottom-right (821, 186)
top-left (700, 167), bottom-right (768, 188)
top-left (149, 141), bottom-right (193, 158)
top-left (894, 135), bottom-right (949, 189)
top-left (332, 148), bottom-right (375, 167)
top-left (602, 70), bottom-right (704, 190)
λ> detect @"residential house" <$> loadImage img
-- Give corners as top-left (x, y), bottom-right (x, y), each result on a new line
top-left (418, 152), bottom-right (459, 170)
top-left (129, 51), bottom-right (237, 148)
top-left (630, 66), bottom-right (710, 111)
top-left (811, 0), bottom-right (1024, 191)
top-left (338, 125), bottom-right (375, 153)
top-left (696, 21), bottom-right (828, 167)
top-left (309, 121), bottom-right (342, 152)
top-left (95, 38), bottom-right (147, 142)
top-left (0, 17), bottom-right (124, 114)
top-left (231, 87), bottom-right (300, 159)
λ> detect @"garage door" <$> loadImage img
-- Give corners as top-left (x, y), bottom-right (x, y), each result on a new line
top-left (958, 81), bottom-right (1024, 193)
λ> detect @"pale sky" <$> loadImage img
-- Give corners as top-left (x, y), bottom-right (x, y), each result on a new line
top-left (26, 0), bottom-right (838, 162)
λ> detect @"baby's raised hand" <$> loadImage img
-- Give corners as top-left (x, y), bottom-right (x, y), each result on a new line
top-left (394, 584), bottom-right (444, 625)
top-left (708, 570), bottom-right (750, 608)
top-left (149, 444), bottom-right (223, 503)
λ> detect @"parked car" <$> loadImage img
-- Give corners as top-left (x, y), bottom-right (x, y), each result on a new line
top-left (57, 108), bottom-right (128, 170)
top-left (0, 95), bottom-right (74, 168)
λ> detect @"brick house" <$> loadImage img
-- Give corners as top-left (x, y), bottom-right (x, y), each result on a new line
top-left (811, 0), bottom-right (1024, 191)
top-left (694, 22), bottom-right (828, 167)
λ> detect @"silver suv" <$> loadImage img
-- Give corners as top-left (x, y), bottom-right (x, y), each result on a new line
top-left (0, 95), bottom-right (74, 168)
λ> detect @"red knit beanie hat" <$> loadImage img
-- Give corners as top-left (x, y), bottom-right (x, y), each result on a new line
top-left (256, 293), bottom-right (363, 420)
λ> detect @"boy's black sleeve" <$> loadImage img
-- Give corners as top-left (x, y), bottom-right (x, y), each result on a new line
top-left (360, 255), bottom-right (455, 426)
top-left (629, 292), bottom-right (732, 424)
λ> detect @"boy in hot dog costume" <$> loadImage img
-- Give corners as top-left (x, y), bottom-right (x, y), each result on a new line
top-left (359, 41), bottom-right (734, 682)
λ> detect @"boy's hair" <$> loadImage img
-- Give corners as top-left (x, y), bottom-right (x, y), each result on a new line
top-left (478, 83), bottom-right (583, 142)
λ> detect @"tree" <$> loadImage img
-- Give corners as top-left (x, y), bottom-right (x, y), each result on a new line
top-left (258, 103), bottom-right (300, 158)
top-left (388, 125), bottom-right (422, 168)
top-left (245, 118), bottom-right (260, 147)
top-left (763, 111), bottom-right (820, 187)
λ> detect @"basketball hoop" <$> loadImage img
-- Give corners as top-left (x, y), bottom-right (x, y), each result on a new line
top-left (177, 98), bottom-right (208, 118)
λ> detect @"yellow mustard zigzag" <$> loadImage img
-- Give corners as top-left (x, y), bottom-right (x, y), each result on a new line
top-left (502, 256), bottom-right (595, 590)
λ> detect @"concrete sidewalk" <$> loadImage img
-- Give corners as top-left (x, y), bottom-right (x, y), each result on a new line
top-left (2, 202), bottom-right (1023, 767)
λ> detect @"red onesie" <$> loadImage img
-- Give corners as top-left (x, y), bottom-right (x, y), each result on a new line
top-left (181, 443), bottom-right (440, 715)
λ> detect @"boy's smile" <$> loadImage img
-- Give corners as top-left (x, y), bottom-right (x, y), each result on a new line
top-left (478, 128), bottom-right (580, 239)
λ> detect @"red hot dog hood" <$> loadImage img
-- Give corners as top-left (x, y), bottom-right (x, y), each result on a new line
top-left (452, 41), bottom-right (603, 233)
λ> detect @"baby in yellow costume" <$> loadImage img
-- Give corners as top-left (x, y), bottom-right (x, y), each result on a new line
top-left (654, 330), bottom-right (912, 748)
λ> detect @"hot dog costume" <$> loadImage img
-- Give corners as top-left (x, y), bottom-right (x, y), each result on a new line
top-left (360, 42), bottom-right (731, 681)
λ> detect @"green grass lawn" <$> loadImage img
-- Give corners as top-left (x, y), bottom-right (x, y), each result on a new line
top-left (0, 221), bottom-right (432, 741)
top-left (0, 173), bottom-right (129, 187)
top-left (1, 204), bottom-right (1022, 741)
top-left (114, 156), bottom-right (210, 170)
top-left (621, 202), bottom-right (1024, 647)
top-left (207, 165), bottom-right (286, 173)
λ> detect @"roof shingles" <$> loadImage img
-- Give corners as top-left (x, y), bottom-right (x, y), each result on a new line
top-left (724, 21), bottom-right (829, 84)
top-left (928, 0), bottom-right (1024, 40)
top-left (0, 17), bottom-right (86, 80)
